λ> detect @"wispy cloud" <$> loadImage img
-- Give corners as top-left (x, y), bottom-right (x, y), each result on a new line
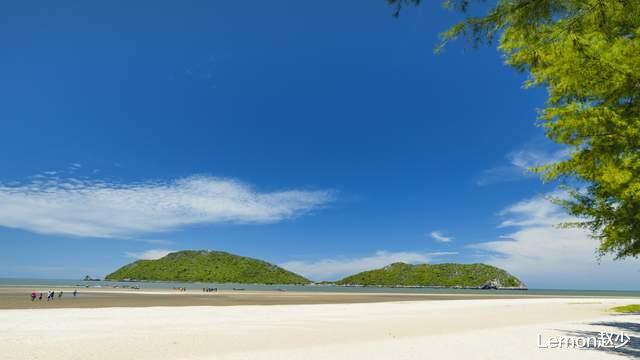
top-left (280, 250), bottom-right (457, 281)
top-left (68, 163), bottom-right (82, 173)
top-left (126, 249), bottom-right (175, 260)
top-left (0, 175), bottom-right (333, 238)
top-left (509, 147), bottom-right (569, 171)
top-left (472, 191), bottom-right (640, 290)
top-left (430, 231), bottom-right (453, 243)
top-left (497, 190), bottom-right (572, 228)
top-left (477, 139), bottom-right (570, 186)
top-left (141, 239), bottom-right (176, 245)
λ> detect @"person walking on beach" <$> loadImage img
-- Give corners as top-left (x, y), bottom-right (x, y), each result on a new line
top-left (46, 291), bottom-right (51, 301)
top-left (73, 289), bottom-right (77, 297)
top-left (51, 291), bottom-right (55, 300)
top-left (39, 292), bottom-right (43, 301)
top-left (58, 291), bottom-right (63, 299)
top-left (31, 291), bottom-right (36, 301)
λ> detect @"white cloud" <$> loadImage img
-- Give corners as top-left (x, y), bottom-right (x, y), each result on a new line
top-left (126, 249), bottom-right (175, 260)
top-left (497, 191), bottom-right (573, 228)
top-left (0, 175), bottom-right (332, 238)
top-left (477, 139), bottom-right (570, 186)
top-left (280, 250), bottom-right (457, 281)
top-left (473, 192), bottom-right (640, 290)
top-left (430, 231), bottom-right (453, 243)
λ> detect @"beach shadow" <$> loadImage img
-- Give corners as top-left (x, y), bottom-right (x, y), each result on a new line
top-left (560, 315), bottom-right (640, 359)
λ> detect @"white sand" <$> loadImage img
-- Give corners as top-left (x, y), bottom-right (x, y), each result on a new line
top-left (1, 298), bottom-right (638, 359)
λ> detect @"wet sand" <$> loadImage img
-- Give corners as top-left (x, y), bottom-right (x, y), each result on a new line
top-left (0, 287), bottom-right (548, 309)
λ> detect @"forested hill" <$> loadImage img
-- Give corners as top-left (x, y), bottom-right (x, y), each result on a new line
top-left (335, 263), bottom-right (525, 288)
top-left (106, 250), bottom-right (310, 285)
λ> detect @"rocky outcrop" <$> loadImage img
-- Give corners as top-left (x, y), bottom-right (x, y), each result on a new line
top-left (481, 279), bottom-right (501, 289)
top-left (481, 279), bottom-right (527, 290)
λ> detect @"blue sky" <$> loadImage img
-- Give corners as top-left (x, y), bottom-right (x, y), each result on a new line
top-left (1, 0), bottom-right (638, 289)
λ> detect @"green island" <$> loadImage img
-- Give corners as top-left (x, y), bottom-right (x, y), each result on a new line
top-left (335, 262), bottom-right (526, 289)
top-left (105, 250), bottom-right (311, 285)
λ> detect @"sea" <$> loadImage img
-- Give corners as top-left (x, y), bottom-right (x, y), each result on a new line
top-left (1, 278), bottom-right (639, 297)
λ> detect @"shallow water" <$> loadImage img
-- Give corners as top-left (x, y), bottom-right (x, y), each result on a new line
top-left (2, 278), bottom-right (639, 297)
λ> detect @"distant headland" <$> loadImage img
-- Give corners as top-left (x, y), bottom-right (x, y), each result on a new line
top-left (334, 262), bottom-right (526, 290)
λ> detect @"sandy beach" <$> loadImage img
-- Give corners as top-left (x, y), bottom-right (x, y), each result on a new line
top-left (1, 294), bottom-right (638, 359)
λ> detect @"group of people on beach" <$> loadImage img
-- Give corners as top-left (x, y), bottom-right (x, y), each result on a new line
top-left (203, 287), bottom-right (218, 292)
top-left (30, 289), bottom-right (77, 301)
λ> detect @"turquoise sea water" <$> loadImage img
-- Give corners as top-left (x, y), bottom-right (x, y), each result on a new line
top-left (1, 278), bottom-right (639, 297)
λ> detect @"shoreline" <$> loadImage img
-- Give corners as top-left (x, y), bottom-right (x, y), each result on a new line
top-left (0, 287), bottom-right (558, 310)
top-left (99, 278), bottom-right (530, 290)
